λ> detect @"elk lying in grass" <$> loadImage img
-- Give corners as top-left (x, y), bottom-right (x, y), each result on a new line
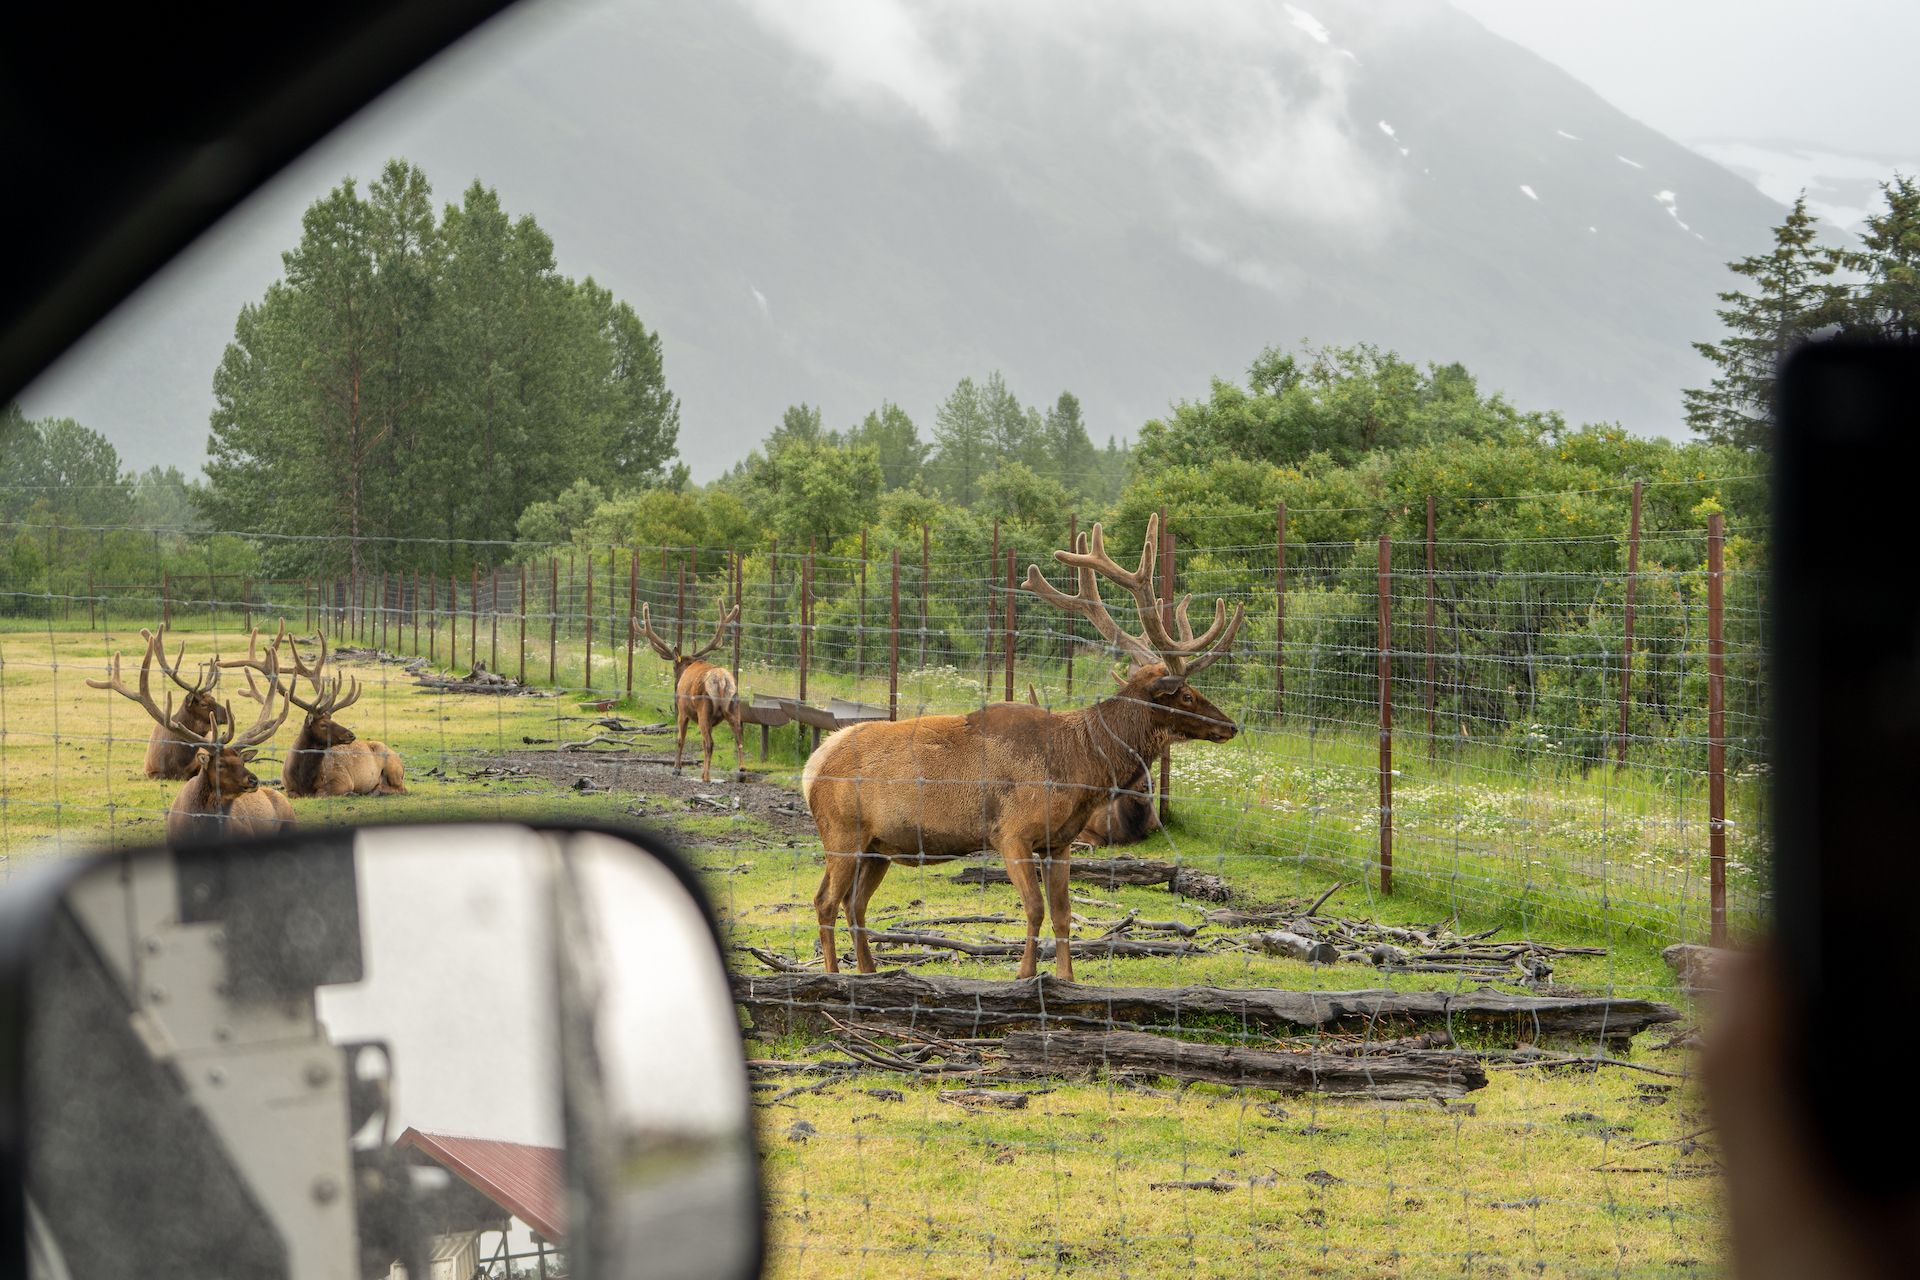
top-left (242, 625), bottom-right (406, 797)
top-left (803, 515), bottom-right (1242, 979)
top-left (132, 629), bottom-right (232, 779)
top-left (88, 629), bottom-right (295, 841)
top-left (640, 602), bottom-right (744, 783)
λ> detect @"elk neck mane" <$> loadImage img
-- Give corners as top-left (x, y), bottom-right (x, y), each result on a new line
top-left (284, 719), bottom-right (326, 795)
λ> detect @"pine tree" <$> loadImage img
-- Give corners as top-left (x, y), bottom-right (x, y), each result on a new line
top-left (847, 402), bottom-right (926, 489)
top-left (930, 376), bottom-right (988, 505)
top-left (1684, 195), bottom-right (1845, 451)
top-left (1836, 173), bottom-right (1920, 340)
top-left (1042, 391), bottom-right (1095, 489)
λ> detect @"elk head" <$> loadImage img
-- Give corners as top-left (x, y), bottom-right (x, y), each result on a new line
top-left (87, 628), bottom-right (292, 801)
top-left (1025, 513), bottom-right (1243, 745)
top-left (147, 626), bottom-right (232, 734)
top-left (639, 602), bottom-right (739, 677)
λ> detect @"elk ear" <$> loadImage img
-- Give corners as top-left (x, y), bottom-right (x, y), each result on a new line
top-left (1147, 675), bottom-right (1186, 699)
top-left (187, 748), bottom-right (209, 777)
top-left (238, 748), bottom-right (258, 762)
top-left (1110, 662), bottom-right (1132, 687)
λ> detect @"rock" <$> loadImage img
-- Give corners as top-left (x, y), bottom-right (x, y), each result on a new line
top-left (785, 1119), bottom-right (818, 1142)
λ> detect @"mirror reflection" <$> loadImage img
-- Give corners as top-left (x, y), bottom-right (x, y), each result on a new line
top-left (22, 824), bottom-right (757, 1280)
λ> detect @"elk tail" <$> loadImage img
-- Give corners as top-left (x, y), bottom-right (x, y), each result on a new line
top-left (703, 666), bottom-right (738, 715)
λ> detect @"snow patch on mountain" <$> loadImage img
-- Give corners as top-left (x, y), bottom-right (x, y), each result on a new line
top-left (1616, 155), bottom-right (1644, 170)
top-left (1653, 190), bottom-right (1690, 232)
top-left (1284, 4), bottom-right (1330, 44)
top-left (1556, 129), bottom-right (1580, 141)
top-left (1519, 184), bottom-right (1539, 201)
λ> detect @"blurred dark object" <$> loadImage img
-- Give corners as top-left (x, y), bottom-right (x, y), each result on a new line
top-left (1771, 338), bottom-right (1920, 1199)
top-left (176, 838), bottom-right (364, 999)
top-left (0, 2), bottom-right (517, 404)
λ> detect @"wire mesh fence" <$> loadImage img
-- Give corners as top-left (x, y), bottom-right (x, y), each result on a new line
top-left (0, 496), bottom-right (1747, 1277)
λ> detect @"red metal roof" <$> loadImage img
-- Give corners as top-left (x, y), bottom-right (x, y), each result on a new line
top-left (395, 1128), bottom-right (568, 1243)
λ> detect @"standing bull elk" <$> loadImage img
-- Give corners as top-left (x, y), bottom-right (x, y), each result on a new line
top-left (803, 515), bottom-right (1242, 979)
top-left (132, 629), bottom-right (233, 779)
top-left (88, 629), bottom-right (295, 841)
top-left (640, 602), bottom-right (745, 783)
top-left (236, 624), bottom-right (406, 798)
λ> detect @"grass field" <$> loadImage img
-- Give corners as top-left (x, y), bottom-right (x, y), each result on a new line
top-left (0, 623), bottom-right (1728, 1276)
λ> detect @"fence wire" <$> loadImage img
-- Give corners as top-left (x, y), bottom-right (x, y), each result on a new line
top-left (0, 512), bottom-right (1744, 1278)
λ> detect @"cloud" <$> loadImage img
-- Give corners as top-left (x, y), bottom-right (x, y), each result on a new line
top-left (734, 0), bottom-right (1405, 277)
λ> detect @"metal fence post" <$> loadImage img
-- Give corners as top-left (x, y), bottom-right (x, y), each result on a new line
top-left (1065, 512), bottom-right (1078, 700)
top-left (548, 556), bottom-right (558, 686)
top-left (585, 555), bottom-right (595, 690)
top-left (1378, 534), bottom-right (1394, 895)
top-left (1002, 548), bottom-right (1015, 702)
top-left (1708, 511), bottom-right (1726, 945)
top-left (920, 522), bottom-right (930, 671)
top-left (1425, 494), bottom-right (1437, 759)
top-left (1275, 501), bottom-right (1287, 720)
top-left (729, 547), bottom-right (741, 686)
top-left (889, 548), bottom-right (901, 721)
top-left (1158, 510), bottom-right (1173, 823)
top-left (1618, 479), bottom-right (1644, 767)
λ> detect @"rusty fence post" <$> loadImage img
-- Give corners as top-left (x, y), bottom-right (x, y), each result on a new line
top-left (489, 568), bottom-right (500, 673)
top-left (799, 546), bottom-right (812, 706)
top-left (1065, 512), bottom-right (1078, 700)
top-left (920, 522), bottom-right (930, 671)
top-left (627, 549), bottom-right (639, 698)
top-left (427, 575), bottom-right (436, 665)
top-left (675, 555), bottom-right (687, 653)
top-left (1276, 501), bottom-right (1287, 720)
top-left (1425, 494), bottom-right (1437, 759)
top-left (518, 563), bottom-right (527, 685)
top-left (585, 555), bottom-right (595, 691)
top-left (1378, 534), bottom-right (1394, 896)
top-left (858, 527), bottom-right (868, 693)
top-left (1158, 509), bottom-right (1173, 823)
top-left (729, 547), bottom-right (742, 686)
top-left (449, 573), bottom-right (460, 671)
top-left (1707, 511), bottom-right (1726, 945)
top-left (548, 556), bottom-right (559, 686)
top-left (1618, 479), bottom-right (1644, 767)
top-left (889, 548), bottom-right (900, 720)
top-left (1003, 548), bottom-right (1015, 702)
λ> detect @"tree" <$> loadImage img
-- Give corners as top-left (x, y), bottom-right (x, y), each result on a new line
top-left (847, 401), bottom-right (927, 489)
top-left (979, 460), bottom-right (1072, 527)
top-left (1685, 195), bottom-right (1846, 451)
top-left (768, 403), bottom-right (826, 453)
top-left (929, 377), bottom-right (989, 505)
top-left (0, 407), bottom-right (132, 526)
top-left (979, 371), bottom-right (1039, 468)
top-left (1041, 392), bottom-right (1096, 490)
top-left (586, 282), bottom-right (680, 483)
top-left (1836, 173), bottom-right (1920, 341)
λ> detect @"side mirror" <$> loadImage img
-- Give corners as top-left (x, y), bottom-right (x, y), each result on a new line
top-left (0, 823), bottom-right (763, 1280)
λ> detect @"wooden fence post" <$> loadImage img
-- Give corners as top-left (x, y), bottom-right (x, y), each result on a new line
top-left (585, 556), bottom-right (595, 690)
top-left (1425, 494), bottom-right (1437, 759)
top-left (1707, 512), bottom-right (1726, 945)
top-left (1378, 534), bottom-right (1394, 896)
top-left (1617, 479), bottom-right (1644, 767)
top-left (1003, 548), bottom-right (1015, 702)
top-left (1275, 502), bottom-right (1287, 720)
top-left (889, 548), bottom-right (900, 721)
top-left (1158, 509), bottom-right (1173, 823)
top-left (548, 556), bottom-right (558, 685)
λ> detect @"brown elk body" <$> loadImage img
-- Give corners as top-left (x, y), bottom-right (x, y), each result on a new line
top-left (258, 627), bottom-right (405, 798)
top-left (803, 516), bottom-right (1242, 979)
top-left (640, 602), bottom-right (745, 784)
top-left (1026, 686), bottom-right (1160, 848)
top-left (135, 632), bottom-right (233, 779)
top-left (88, 629), bottom-right (295, 842)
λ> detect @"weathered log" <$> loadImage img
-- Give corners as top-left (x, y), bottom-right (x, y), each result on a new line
top-left (862, 930), bottom-right (1204, 959)
top-left (731, 970), bottom-right (1681, 1046)
top-left (955, 857), bottom-right (1230, 900)
top-left (996, 1027), bottom-right (1486, 1099)
top-left (938, 1089), bottom-right (1033, 1110)
top-left (1662, 943), bottom-right (1732, 994)
top-left (1246, 930), bottom-right (1341, 965)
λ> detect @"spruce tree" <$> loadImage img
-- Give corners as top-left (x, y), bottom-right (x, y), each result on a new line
top-left (1837, 173), bottom-right (1920, 340)
top-left (1684, 195), bottom-right (1844, 451)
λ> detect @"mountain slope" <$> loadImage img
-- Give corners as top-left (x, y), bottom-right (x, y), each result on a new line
top-left (20, 0), bottom-right (1785, 480)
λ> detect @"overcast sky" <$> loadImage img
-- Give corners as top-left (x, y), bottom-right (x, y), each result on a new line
top-left (1455, 0), bottom-right (1919, 156)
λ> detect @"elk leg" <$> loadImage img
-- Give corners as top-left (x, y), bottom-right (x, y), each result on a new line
top-left (673, 703), bottom-right (691, 775)
top-left (812, 832), bottom-right (864, 974)
top-left (1044, 851), bottom-right (1075, 981)
top-left (847, 855), bottom-right (892, 974)
top-left (1000, 840), bottom-right (1046, 980)
top-left (730, 710), bottom-right (747, 781)
top-left (697, 703), bottom-right (717, 783)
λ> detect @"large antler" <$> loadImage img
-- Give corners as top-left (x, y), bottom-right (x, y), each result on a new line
top-left (1024, 514), bottom-right (1243, 676)
top-left (148, 624), bottom-right (220, 697)
top-left (637, 604), bottom-right (680, 662)
top-left (211, 627), bottom-right (294, 752)
top-left (686, 603), bottom-right (740, 662)
top-left (86, 629), bottom-right (224, 746)
top-left (267, 623), bottom-right (361, 718)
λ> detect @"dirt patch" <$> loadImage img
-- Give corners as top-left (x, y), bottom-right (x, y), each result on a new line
top-left (472, 748), bottom-right (818, 838)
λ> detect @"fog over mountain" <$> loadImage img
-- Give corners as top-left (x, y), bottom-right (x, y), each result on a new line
top-left (22, 0), bottom-right (1790, 481)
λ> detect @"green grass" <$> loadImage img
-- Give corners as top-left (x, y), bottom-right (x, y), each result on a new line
top-left (0, 624), bottom-right (1727, 1277)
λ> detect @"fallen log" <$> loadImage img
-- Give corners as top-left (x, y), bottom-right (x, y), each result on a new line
top-left (1246, 930), bottom-right (1341, 965)
top-left (997, 1027), bottom-right (1486, 1099)
top-left (731, 971), bottom-right (1680, 1047)
top-left (955, 857), bottom-right (1230, 901)
top-left (411, 661), bottom-right (554, 696)
top-left (862, 930), bottom-right (1204, 959)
